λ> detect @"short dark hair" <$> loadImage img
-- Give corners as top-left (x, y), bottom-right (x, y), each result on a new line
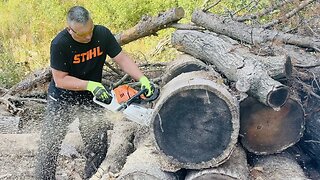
top-left (67, 6), bottom-right (90, 24)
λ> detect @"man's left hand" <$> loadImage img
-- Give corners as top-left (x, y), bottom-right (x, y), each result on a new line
top-left (139, 76), bottom-right (153, 97)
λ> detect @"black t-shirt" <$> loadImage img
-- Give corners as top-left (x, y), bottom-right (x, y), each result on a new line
top-left (48, 25), bottom-right (122, 104)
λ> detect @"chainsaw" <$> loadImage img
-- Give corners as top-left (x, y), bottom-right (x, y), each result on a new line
top-left (93, 84), bottom-right (160, 126)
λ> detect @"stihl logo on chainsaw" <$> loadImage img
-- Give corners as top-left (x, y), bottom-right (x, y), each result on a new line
top-left (114, 85), bottom-right (145, 104)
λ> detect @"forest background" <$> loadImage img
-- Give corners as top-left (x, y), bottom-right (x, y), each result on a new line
top-left (0, 0), bottom-right (316, 87)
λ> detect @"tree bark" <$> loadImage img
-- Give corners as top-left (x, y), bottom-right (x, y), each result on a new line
top-left (240, 97), bottom-right (305, 155)
top-left (115, 7), bottom-right (185, 46)
top-left (161, 54), bottom-right (211, 85)
top-left (185, 144), bottom-right (249, 180)
top-left (117, 145), bottom-right (180, 180)
top-left (192, 9), bottom-right (320, 52)
top-left (151, 71), bottom-right (239, 170)
top-left (250, 153), bottom-right (308, 180)
top-left (171, 30), bottom-right (289, 108)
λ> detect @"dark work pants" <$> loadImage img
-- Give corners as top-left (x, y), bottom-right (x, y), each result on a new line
top-left (35, 97), bottom-right (108, 179)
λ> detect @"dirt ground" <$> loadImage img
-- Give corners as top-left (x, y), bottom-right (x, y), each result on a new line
top-left (0, 103), bottom-right (87, 180)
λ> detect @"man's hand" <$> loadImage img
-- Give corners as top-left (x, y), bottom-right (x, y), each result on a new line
top-left (86, 81), bottom-right (112, 104)
top-left (139, 76), bottom-right (153, 97)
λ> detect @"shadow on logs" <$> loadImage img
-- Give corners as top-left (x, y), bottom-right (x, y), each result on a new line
top-left (151, 71), bottom-right (239, 171)
top-left (240, 97), bottom-right (305, 155)
top-left (185, 144), bottom-right (249, 180)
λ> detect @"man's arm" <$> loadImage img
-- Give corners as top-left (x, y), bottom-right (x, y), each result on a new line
top-left (52, 68), bottom-right (88, 91)
top-left (112, 51), bottom-right (144, 80)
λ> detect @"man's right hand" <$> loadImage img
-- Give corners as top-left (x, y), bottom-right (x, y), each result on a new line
top-left (86, 81), bottom-right (112, 104)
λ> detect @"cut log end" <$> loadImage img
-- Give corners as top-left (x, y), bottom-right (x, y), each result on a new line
top-left (151, 71), bottom-right (239, 169)
top-left (240, 98), bottom-right (304, 155)
top-left (154, 88), bottom-right (233, 164)
top-left (267, 85), bottom-right (289, 108)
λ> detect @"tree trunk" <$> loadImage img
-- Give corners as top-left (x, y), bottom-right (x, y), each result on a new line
top-left (117, 145), bottom-right (180, 180)
top-left (250, 154), bottom-right (308, 180)
top-left (150, 71), bottom-right (239, 171)
top-left (185, 144), bottom-right (249, 180)
top-left (161, 54), bottom-right (211, 85)
top-left (115, 7), bottom-right (185, 46)
top-left (240, 97), bottom-right (305, 155)
top-left (171, 30), bottom-right (289, 108)
top-left (191, 9), bottom-right (320, 51)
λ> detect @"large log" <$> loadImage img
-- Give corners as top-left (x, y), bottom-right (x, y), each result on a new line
top-left (240, 97), bottom-right (305, 155)
top-left (171, 30), bottom-right (289, 108)
top-left (191, 9), bottom-right (320, 51)
top-left (161, 54), bottom-right (210, 85)
top-left (185, 144), bottom-right (249, 180)
top-left (115, 7), bottom-right (185, 46)
top-left (250, 154), bottom-right (308, 180)
top-left (150, 71), bottom-right (239, 171)
top-left (117, 145), bottom-right (180, 180)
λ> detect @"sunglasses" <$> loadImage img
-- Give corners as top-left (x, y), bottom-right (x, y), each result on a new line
top-left (68, 25), bottom-right (94, 37)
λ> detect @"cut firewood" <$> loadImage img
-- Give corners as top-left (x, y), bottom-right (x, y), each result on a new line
top-left (192, 10), bottom-right (320, 52)
top-left (185, 144), bottom-right (249, 180)
top-left (171, 30), bottom-right (289, 108)
top-left (250, 153), bottom-right (308, 180)
top-left (240, 97), bottom-right (305, 155)
top-left (150, 71), bottom-right (239, 171)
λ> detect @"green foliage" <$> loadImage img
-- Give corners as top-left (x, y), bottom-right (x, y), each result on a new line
top-left (0, 0), bottom-right (274, 87)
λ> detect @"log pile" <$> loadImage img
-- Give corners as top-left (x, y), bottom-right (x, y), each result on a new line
top-left (1, 1), bottom-right (320, 179)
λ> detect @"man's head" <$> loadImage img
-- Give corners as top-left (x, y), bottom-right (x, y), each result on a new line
top-left (67, 6), bottom-right (94, 43)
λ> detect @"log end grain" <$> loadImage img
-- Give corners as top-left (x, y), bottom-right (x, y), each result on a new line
top-left (240, 97), bottom-right (305, 155)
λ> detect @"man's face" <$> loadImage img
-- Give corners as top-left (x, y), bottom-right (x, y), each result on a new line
top-left (68, 18), bottom-right (94, 43)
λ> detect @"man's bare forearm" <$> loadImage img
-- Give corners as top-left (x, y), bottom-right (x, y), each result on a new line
top-left (54, 75), bottom-right (88, 91)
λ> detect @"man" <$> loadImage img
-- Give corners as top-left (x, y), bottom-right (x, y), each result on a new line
top-left (35, 6), bottom-right (153, 179)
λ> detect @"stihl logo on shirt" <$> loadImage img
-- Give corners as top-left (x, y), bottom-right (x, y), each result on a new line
top-left (73, 46), bottom-right (103, 64)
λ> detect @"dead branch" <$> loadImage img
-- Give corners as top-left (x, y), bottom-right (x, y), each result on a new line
top-left (115, 7), bottom-right (185, 46)
top-left (234, 0), bottom-right (294, 22)
top-left (192, 10), bottom-right (320, 52)
top-left (202, 0), bottom-right (222, 12)
top-left (263, 0), bottom-right (317, 29)
top-left (169, 23), bottom-right (206, 30)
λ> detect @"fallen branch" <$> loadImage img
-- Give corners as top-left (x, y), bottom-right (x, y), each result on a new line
top-left (234, 0), bottom-right (294, 22)
top-left (192, 9), bottom-right (320, 52)
top-left (263, 0), bottom-right (316, 29)
top-left (115, 7), bottom-right (185, 46)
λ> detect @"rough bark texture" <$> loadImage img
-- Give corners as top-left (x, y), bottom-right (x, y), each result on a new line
top-left (151, 71), bottom-right (239, 171)
top-left (115, 7), bottom-right (185, 46)
top-left (185, 144), bottom-right (249, 180)
top-left (250, 154), bottom-right (308, 180)
top-left (192, 9), bottom-right (320, 51)
top-left (161, 54), bottom-right (211, 85)
top-left (172, 30), bottom-right (289, 108)
top-left (240, 97), bottom-right (305, 155)
top-left (117, 145), bottom-right (179, 180)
